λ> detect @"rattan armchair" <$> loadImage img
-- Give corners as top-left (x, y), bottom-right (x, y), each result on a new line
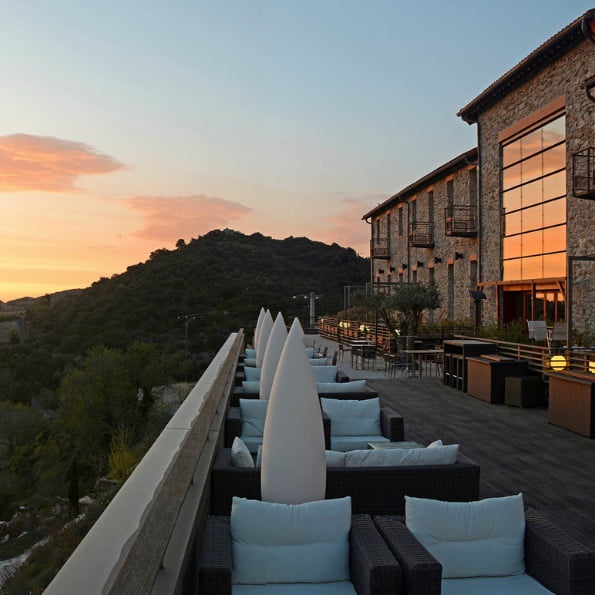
top-left (198, 513), bottom-right (402, 594)
top-left (374, 509), bottom-right (595, 595)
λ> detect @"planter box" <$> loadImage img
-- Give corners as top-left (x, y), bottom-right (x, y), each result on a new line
top-left (466, 355), bottom-right (528, 404)
top-left (549, 371), bottom-right (595, 438)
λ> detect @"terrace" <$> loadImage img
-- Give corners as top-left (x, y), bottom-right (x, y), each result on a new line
top-left (45, 329), bottom-right (595, 593)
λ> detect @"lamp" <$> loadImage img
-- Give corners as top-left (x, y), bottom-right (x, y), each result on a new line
top-left (416, 260), bottom-right (424, 267)
top-left (389, 266), bottom-right (396, 273)
top-left (455, 252), bottom-right (464, 260)
top-left (434, 257), bottom-right (442, 264)
top-left (550, 355), bottom-right (567, 371)
top-left (401, 263), bottom-right (408, 269)
top-left (589, 361), bottom-right (595, 374)
top-left (378, 269), bottom-right (385, 274)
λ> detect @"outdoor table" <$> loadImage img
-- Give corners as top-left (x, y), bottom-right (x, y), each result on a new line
top-left (401, 348), bottom-right (444, 378)
top-left (348, 339), bottom-right (377, 369)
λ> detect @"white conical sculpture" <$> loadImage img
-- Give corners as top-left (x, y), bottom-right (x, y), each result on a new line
top-left (260, 312), bottom-right (288, 400)
top-left (261, 318), bottom-right (326, 504)
top-left (255, 310), bottom-right (274, 368)
top-left (253, 307), bottom-right (265, 348)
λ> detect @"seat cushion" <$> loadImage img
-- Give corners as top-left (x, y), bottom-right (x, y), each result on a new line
top-left (240, 399), bottom-right (268, 437)
top-left (330, 435), bottom-right (389, 452)
top-left (344, 445), bottom-right (459, 466)
top-left (316, 380), bottom-right (367, 393)
top-left (244, 366), bottom-right (261, 381)
top-left (231, 496), bottom-right (351, 585)
top-left (405, 493), bottom-right (525, 578)
top-left (321, 397), bottom-right (381, 436)
top-left (312, 365), bottom-right (339, 383)
top-left (441, 574), bottom-right (553, 594)
top-left (234, 581), bottom-right (357, 594)
top-left (241, 380), bottom-right (260, 394)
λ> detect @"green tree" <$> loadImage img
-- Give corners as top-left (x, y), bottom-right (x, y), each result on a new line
top-left (125, 341), bottom-right (166, 417)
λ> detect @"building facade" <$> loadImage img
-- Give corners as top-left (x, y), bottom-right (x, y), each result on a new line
top-left (365, 9), bottom-right (595, 336)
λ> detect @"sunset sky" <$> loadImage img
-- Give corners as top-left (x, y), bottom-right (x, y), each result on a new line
top-left (1, 1), bottom-right (590, 301)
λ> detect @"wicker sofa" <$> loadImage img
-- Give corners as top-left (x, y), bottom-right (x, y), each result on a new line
top-left (374, 510), bottom-right (595, 595)
top-left (223, 403), bottom-right (403, 452)
top-left (209, 447), bottom-right (480, 516)
top-left (198, 513), bottom-right (402, 594)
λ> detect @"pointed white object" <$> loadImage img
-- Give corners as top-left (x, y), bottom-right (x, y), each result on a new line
top-left (261, 318), bottom-right (326, 504)
top-left (255, 310), bottom-right (274, 368)
top-left (260, 312), bottom-right (288, 400)
top-left (253, 307), bottom-right (266, 348)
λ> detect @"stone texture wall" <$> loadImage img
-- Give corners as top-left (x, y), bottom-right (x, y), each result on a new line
top-left (476, 39), bottom-right (595, 330)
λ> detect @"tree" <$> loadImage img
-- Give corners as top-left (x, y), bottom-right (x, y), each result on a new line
top-left (355, 283), bottom-right (441, 338)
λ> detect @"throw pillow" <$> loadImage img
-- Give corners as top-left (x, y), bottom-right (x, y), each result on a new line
top-left (231, 437), bottom-right (255, 468)
top-left (320, 397), bottom-right (381, 436)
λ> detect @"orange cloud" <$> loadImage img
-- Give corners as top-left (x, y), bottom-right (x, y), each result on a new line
top-left (124, 195), bottom-right (252, 242)
top-left (0, 134), bottom-right (124, 192)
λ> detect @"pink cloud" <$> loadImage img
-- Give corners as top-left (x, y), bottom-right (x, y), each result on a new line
top-left (0, 134), bottom-right (124, 192)
top-left (124, 195), bottom-right (252, 242)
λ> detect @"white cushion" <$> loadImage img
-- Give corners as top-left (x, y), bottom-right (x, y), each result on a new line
top-left (427, 439), bottom-right (443, 448)
top-left (233, 582), bottom-right (358, 594)
top-left (344, 445), bottom-right (459, 467)
top-left (331, 436), bottom-right (389, 451)
top-left (244, 366), bottom-right (261, 381)
top-left (321, 397), bottom-right (381, 436)
top-left (316, 380), bottom-right (367, 393)
top-left (244, 358), bottom-right (257, 367)
top-left (256, 446), bottom-right (346, 468)
top-left (231, 497), bottom-right (351, 584)
top-left (241, 381), bottom-right (261, 394)
top-left (231, 437), bottom-right (255, 468)
top-left (240, 399), bottom-right (268, 437)
top-left (309, 358), bottom-right (328, 366)
top-left (304, 347), bottom-right (315, 358)
top-left (405, 494), bottom-right (526, 578)
top-left (312, 365), bottom-right (338, 383)
top-left (244, 348), bottom-right (256, 358)
top-left (442, 574), bottom-right (553, 594)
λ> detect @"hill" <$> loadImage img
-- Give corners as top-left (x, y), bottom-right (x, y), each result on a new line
top-left (24, 229), bottom-right (368, 357)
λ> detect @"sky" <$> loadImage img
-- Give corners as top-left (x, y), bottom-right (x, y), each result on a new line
top-left (0, 0), bottom-right (591, 302)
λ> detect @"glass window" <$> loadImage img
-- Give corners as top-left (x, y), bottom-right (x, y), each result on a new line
top-left (543, 198), bottom-right (566, 227)
top-left (500, 112), bottom-right (566, 281)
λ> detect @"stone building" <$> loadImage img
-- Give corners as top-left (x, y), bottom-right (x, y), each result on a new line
top-left (364, 8), bottom-right (595, 336)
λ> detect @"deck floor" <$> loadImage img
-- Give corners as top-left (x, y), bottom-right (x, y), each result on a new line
top-left (367, 376), bottom-right (595, 550)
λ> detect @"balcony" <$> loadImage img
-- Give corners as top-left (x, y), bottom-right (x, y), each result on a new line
top-left (370, 237), bottom-right (390, 259)
top-left (572, 147), bottom-right (595, 199)
top-left (408, 221), bottom-right (434, 247)
top-left (445, 205), bottom-right (477, 237)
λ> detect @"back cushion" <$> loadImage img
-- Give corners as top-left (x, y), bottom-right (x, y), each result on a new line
top-left (304, 347), bottom-right (315, 358)
top-left (344, 445), bottom-right (459, 467)
top-left (240, 399), bottom-right (268, 437)
top-left (312, 365), bottom-right (338, 383)
top-left (256, 446), bottom-right (345, 467)
top-left (317, 380), bottom-right (367, 393)
top-left (241, 381), bottom-right (260, 394)
top-left (243, 366), bottom-right (261, 381)
top-left (405, 494), bottom-right (526, 578)
top-left (231, 496), bottom-right (351, 584)
top-left (321, 397), bottom-right (381, 436)
top-left (309, 358), bottom-right (328, 366)
top-left (231, 437), bottom-right (255, 468)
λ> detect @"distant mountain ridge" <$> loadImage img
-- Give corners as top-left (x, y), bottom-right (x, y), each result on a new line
top-left (21, 229), bottom-right (368, 356)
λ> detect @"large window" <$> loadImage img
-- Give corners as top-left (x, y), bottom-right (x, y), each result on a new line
top-left (501, 114), bottom-right (566, 281)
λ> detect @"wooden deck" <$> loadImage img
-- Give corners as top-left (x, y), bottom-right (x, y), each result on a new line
top-left (368, 377), bottom-right (595, 550)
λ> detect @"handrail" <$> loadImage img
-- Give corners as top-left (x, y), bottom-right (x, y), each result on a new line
top-left (44, 331), bottom-right (244, 595)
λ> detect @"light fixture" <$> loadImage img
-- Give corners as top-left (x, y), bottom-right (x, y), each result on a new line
top-left (455, 252), bottom-right (464, 260)
top-left (401, 263), bottom-right (408, 269)
top-left (589, 361), bottom-right (595, 374)
top-left (550, 355), bottom-right (567, 371)
top-left (417, 260), bottom-right (424, 267)
top-left (389, 266), bottom-right (396, 273)
top-left (378, 269), bottom-right (385, 274)
top-left (434, 257), bottom-right (442, 264)
top-left (359, 324), bottom-right (369, 333)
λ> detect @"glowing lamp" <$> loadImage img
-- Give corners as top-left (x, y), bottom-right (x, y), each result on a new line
top-left (550, 355), bottom-right (567, 371)
top-left (589, 361), bottom-right (595, 374)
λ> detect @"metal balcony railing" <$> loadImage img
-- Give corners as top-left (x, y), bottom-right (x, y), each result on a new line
top-left (445, 205), bottom-right (477, 237)
top-left (572, 147), bottom-right (595, 199)
top-left (408, 222), bottom-right (434, 247)
top-left (370, 237), bottom-right (390, 259)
